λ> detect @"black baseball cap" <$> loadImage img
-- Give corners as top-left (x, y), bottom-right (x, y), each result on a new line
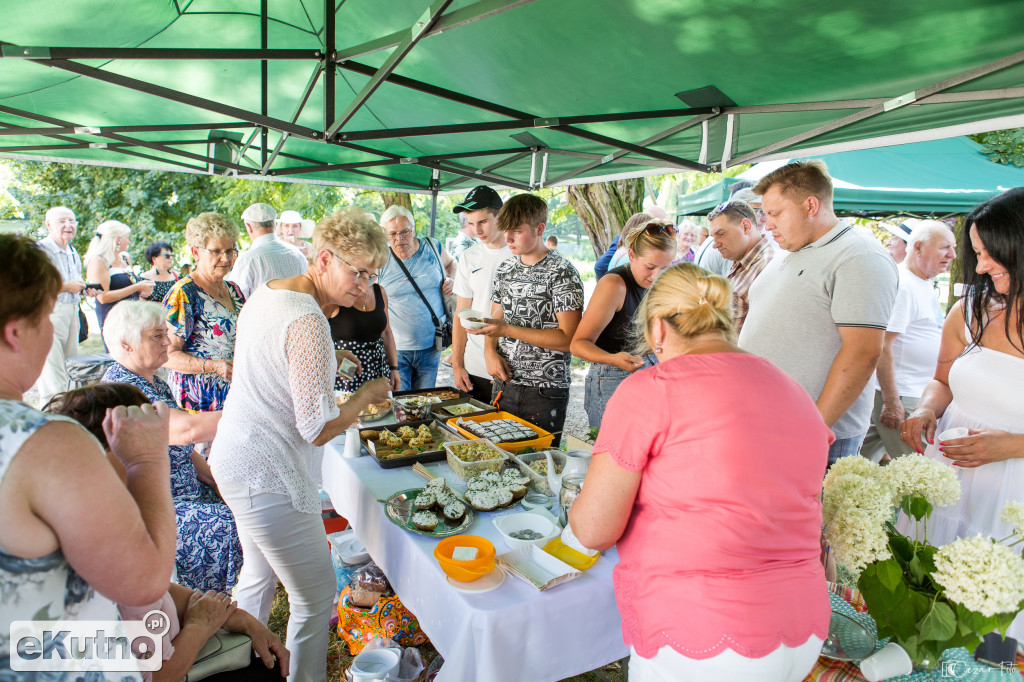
top-left (453, 185), bottom-right (503, 213)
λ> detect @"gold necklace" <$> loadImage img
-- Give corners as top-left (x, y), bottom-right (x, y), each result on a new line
top-left (360, 291), bottom-right (368, 312)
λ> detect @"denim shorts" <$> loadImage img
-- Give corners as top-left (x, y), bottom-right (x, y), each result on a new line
top-left (583, 362), bottom-right (634, 429)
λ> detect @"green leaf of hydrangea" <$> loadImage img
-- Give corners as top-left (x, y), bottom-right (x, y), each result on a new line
top-left (919, 601), bottom-right (956, 641)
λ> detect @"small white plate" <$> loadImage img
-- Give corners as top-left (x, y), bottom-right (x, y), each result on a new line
top-left (337, 537), bottom-right (370, 565)
top-left (447, 566), bottom-right (505, 593)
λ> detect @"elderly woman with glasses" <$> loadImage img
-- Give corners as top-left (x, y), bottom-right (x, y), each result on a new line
top-left (571, 219), bottom-right (676, 427)
top-left (98, 300), bottom-right (241, 593)
top-left (140, 240), bottom-right (179, 303)
top-left (211, 208), bottom-right (392, 681)
top-left (163, 213), bottom-right (245, 415)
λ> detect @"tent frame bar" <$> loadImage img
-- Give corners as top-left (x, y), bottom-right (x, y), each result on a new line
top-left (730, 48), bottom-right (1024, 167)
top-left (326, 0), bottom-right (455, 137)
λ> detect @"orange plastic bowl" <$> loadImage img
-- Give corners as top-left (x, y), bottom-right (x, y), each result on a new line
top-left (434, 535), bottom-right (496, 582)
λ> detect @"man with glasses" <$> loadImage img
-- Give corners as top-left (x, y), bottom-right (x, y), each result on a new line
top-left (377, 205), bottom-right (456, 390)
top-left (32, 206), bottom-right (101, 406)
top-left (227, 202), bottom-right (308, 299)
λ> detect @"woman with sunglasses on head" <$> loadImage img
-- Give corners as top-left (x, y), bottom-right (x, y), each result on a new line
top-left (141, 240), bottom-right (180, 303)
top-left (210, 209), bottom-right (392, 682)
top-left (163, 213), bottom-right (245, 416)
top-left (571, 218), bottom-right (676, 427)
top-left (85, 220), bottom-right (156, 346)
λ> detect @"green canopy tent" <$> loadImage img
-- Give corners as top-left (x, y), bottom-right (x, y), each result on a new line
top-left (1, 0), bottom-right (1024, 205)
top-left (676, 137), bottom-right (1024, 218)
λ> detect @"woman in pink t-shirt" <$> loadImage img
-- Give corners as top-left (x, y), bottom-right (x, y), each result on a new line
top-left (569, 262), bottom-right (833, 681)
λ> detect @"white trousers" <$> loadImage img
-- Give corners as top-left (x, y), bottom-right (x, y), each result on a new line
top-left (219, 481), bottom-right (335, 682)
top-left (32, 301), bottom-right (79, 407)
top-left (628, 637), bottom-right (824, 682)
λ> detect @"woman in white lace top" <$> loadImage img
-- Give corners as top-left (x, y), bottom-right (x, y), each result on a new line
top-left (211, 208), bottom-right (391, 682)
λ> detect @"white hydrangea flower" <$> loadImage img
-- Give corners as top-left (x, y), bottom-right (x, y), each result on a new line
top-left (822, 473), bottom-right (892, 527)
top-left (879, 454), bottom-right (961, 507)
top-left (825, 507), bottom-right (893, 572)
top-left (823, 455), bottom-right (880, 493)
top-left (1000, 501), bottom-right (1024, 538)
top-left (932, 535), bottom-right (1024, 617)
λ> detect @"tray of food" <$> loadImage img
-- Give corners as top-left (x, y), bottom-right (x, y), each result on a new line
top-left (510, 450), bottom-right (565, 494)
top-left (445, 411), bottom-right (554, 453)
top-left (430, 397), bottom-right (498, 420)
top-left (443, 438), bottom-right (507, 481)
top-left (462, 467), bottom-right (533, 512)
top-left (382, 480), bottom-right (473, 538)
top-left (335, 392), bottom-right (394, 423)
top-left (360, 419), bottom-right (464, 468)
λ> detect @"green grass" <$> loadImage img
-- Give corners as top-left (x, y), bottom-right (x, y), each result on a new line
top-left (268, 583), bottom-right (626, 681)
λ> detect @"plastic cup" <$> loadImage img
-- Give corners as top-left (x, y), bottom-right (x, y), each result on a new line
top-left (859, 643), bottom-right (912, 681)
top-left (343, 427), bottom-right (362, 458)
top-left (937, 427), bottom-right (969, 443)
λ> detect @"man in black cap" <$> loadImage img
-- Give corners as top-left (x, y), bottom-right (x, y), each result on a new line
top-left (450, 185), bottom-right (510, 402)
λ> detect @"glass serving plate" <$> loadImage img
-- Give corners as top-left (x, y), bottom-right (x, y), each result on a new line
top-left (382, 488), bottom-right (474, 538)
top-left (820, 609), bottom-right (877, 661)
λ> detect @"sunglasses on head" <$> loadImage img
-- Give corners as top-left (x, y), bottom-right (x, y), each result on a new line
top-left (644, 222), bottom-right (677, 236)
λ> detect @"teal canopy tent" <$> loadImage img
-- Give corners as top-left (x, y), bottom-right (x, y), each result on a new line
top-left (0, 1), bottom-right (1024, 194)
top-left (676, 137), bottom-right (1024, 217)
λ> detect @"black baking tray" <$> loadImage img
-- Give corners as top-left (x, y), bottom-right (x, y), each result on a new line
top-left (430, 397), bottom-right (498, 420)
top-left (360, 419), bottom-right (465, 469)
top-left (391, 386), bottom-right (468, 400)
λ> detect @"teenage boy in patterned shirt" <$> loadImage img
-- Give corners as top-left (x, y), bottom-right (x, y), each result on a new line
top-left (468, 194), bottom-right (583, 444)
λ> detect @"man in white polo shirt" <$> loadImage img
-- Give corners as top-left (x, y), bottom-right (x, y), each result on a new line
top-left (861, 220), bottom-right (955, 462)
top-left (32, 206), bottom-right (101, 405)
top-left (450, 186), bottom-right (509, 402)
top-left (739, 160), bottom-right (899, 466)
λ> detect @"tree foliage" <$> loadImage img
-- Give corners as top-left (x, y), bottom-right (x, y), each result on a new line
top-left (970, 128), bottom-right (1024, 167)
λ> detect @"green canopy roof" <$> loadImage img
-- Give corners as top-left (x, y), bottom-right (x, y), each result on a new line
top-left (676, 137), bottom-right (1024, 217)
top-left (1, 0), bottom-right (1024, 193)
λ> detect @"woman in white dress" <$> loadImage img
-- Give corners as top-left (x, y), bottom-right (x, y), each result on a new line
top-left (211, 208), bottom-right (391, 682)
top-left (900, 187), bottom-right (1024, 640)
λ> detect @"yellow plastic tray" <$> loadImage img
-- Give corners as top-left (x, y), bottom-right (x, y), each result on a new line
top-left (445, 411), bottom-right (554, 453)
top-left (542, 537), bottom-right (599, 571)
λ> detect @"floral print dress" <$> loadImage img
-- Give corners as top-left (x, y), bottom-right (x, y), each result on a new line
top-left (103, 364), bottom-right (243, 593)
top-left (163, 276), bottom-right (245, 412)
top-left (0, 400), bottom-right (140, 681)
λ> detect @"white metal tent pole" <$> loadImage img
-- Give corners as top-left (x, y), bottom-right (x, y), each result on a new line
top-left (540, 152), bottom-right (548, 189)
top-left (529, 150), bottom-right (537, 188)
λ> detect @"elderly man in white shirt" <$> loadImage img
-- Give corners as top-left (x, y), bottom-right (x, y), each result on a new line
top-left (31, 206), bottom-right (100, 405)
top-left (227, 203), bottom-right (309, 299)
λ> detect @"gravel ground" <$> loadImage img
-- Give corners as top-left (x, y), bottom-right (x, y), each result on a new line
top-left (435, 360), bottom-right (592, 443)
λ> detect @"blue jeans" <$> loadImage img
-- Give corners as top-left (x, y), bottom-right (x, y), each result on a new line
top-left (397, 348), bottom-right (442, 391)
top-left (828, 433), bottom-right (867, 466)
top-left (583, 362), bottom-right (633, 428)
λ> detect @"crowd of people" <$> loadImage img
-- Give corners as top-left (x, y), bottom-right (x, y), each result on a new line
top-left (1, 163), bottom-right (1022, 681)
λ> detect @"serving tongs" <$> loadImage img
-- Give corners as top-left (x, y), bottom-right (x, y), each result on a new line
top-left (376, 496), bottom-right (413, 519)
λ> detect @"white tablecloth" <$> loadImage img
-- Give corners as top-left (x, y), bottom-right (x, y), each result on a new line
top-left (322, 441), bottom-right (628, 682)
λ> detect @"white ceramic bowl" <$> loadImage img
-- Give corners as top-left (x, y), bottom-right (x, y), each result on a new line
top-left (458, 308), bottom-right (490, 330)
top-left (493, 511), bottom-right (560, 549)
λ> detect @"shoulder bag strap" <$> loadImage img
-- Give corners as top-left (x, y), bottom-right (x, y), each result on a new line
top-left (389, 246), bottom-right (442, 327)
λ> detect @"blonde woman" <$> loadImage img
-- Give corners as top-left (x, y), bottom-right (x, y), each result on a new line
top-left (163, 213), bottom-right (244, 413)
top-left (569, 263), bottom-right (832, 682)
top-left (85, 219), bottom-right (155, 344)
top-left (570, 219), bottom-right (676, 427)
top-left (211, 208), bottom-right (392, 682)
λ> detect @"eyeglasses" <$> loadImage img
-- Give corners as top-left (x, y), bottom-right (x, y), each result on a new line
top-left (55, 218), bottom-right (78, 226)
top-left (385, 228), bottom-right (414, 241)
top-left (333, 253), bottom-right (378, 283)
top-left (158, 252), bottom-right (174, 258)
top-left (644, 222), bottom-right (678, 237)
top-left (197, 246), bottom-right (239, 259)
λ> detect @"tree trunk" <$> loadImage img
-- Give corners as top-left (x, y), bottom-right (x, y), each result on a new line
top-left (380, 192), bottom-right (413, 211)
top-left (565, 179), bottom-right (645, 257)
